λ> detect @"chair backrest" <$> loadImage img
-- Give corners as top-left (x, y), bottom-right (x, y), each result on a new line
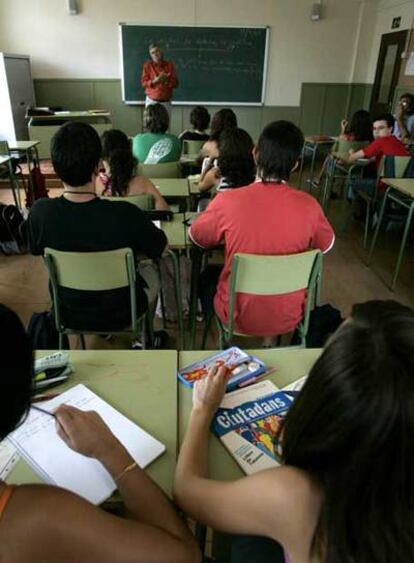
top-left (379, 155), bottom-right (414, 179)
top-left (227, 250), bottom-right (323, 342)
top-left (102, 194), bottom-right (155, 210)
top-left (138, 162), bottom-right (180, 178)
top-left (181, 139), bottom-right (204, 158)
top-left (0, 141), bottom-right (10, 156)
top-left (332, 139), bottom-right (369, 154)
top-left (44, 247), bottom-right (138, 331)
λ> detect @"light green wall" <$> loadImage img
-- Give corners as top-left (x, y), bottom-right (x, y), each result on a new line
top-left (34, 78), bottom-right (373, 141)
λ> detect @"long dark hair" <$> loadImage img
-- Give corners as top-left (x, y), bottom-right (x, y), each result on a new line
top-left (0, 304), bottom-right (33, 440)
top-left (101, 129), bottom-right (137, 196)
top-left (281, 300), bottom-right (414, 562)
top-left (217, 128), bottom-right (255, 188)
top-left (346, 110), bottom-right (373, 142)
top-left (210, 108), bottom-right (238, 139)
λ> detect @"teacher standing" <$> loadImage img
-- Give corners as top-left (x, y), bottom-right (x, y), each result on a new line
top-left (141, 43), bottom-right (178, 114)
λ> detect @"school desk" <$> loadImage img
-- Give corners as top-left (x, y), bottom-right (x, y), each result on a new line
top-left (368, 178), bottom-right (414, 291)
top-left (178, 348), bottom-right (322, 481)
top-left (8, 140), bottom-right (41, 205)
top-left (298, 136), bottom-right (336, 190)
top-left (28, 111), bottom-right (112, 159)
top-left (7, 350), bottom-right (178, 496)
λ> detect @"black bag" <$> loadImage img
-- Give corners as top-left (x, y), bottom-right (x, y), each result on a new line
top-left (0, 203), bottom-right (26, 255)
top-left (27, 311), bottom-right (69, 349)
top-left (291, 304), bottom-right (343, 348)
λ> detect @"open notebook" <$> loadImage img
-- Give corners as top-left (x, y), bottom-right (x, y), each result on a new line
top-left (9, 384), bottom-right (165, 505)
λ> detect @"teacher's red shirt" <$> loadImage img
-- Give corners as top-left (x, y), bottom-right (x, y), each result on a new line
top-left (141, 60), bottom-right (178, 102)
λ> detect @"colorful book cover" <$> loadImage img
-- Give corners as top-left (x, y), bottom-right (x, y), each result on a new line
top-left (212, 380), bottom-right (296, 474)
top-left (178, 347), bottom-right (266, 391)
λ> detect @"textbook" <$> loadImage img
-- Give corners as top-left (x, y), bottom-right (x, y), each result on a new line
top-left (9, 384), bottom-right (165, 505)
top-left (178, 347), bottom-right (267, 391)
top-left (211, 380), bottom-right (296, 474)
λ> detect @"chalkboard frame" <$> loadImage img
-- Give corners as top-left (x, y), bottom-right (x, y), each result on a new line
top-left (119, 23), bottom-right (270, 106)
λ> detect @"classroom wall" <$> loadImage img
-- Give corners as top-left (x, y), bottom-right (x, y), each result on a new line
top-left (0, 0), bottom-right (369, 107)
top-left (354, 0), bottom-right (414, 84)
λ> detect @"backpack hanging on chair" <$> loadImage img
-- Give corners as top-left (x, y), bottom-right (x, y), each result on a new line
top-left (25, 159), bottom-right (48, 208)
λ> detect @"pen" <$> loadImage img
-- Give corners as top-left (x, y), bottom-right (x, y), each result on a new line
top-left (31, 405), bottom-right (56, 418)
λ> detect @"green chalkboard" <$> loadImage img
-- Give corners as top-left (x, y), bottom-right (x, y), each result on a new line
top-left (120, 24), bottom-right (269, 105)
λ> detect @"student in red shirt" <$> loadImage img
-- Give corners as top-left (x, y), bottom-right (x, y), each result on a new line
top-left (189, 121), bottom-right (335, 341)
top-left (141, 44), bottom-right (178, 112)
top-left (346, 113), bottom-right (409, 199)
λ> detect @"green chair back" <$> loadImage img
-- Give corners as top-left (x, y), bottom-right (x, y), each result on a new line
top-left (331, 139), bottom-right (369, 157)
top-left (44, 247), bottom-right (143, 347)
top-left (378, 155), bottom-right (413, 178)
top-left (220, 250), bottom-right (323, 348)
top-left (102, 194), bottom-right (155, 210)
top-left (181, 139), bottom-right (204, 158)
top-left (0, 140), bottom-right (10, 156)
top-left (138, 162), bottom-right (180, 178)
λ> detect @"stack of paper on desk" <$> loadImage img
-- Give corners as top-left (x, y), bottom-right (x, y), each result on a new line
top-left (9, 384), bottom-right (165, 504)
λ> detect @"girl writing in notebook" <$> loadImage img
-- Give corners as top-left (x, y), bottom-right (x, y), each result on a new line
top-left (0, 304), bottom-right (199, 563)
top-left (175, 300), bottom-right (414, 563)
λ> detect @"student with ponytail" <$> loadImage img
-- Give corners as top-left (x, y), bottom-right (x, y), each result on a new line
top-left (98, 129), bottom-right (169, 211)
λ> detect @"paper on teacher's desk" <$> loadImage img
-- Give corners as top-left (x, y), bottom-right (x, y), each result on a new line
top-left (0, 441), bottom-right (19, 480)
top-left (9, 384), bottom-right (165, 505)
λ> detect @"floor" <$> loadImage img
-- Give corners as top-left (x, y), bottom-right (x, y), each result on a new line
top-left (1, 163), bottom-right (414, 351)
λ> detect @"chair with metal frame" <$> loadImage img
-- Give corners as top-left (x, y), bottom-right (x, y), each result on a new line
top-left (319, 139), bottom-right (370, 214)
top-left (138, 162), bottom-right (181, 178)
top-left (205, 249), bottom-right (323, 350)
top-left (44, 247), bottom-right (153, 350)
top-left (343, 155), bottom-right (413, 249)
top-left (367, 156), bottom-right (414, 290)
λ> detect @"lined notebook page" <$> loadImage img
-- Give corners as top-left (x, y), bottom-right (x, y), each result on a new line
top-left (9, 384), bottom-right (165, 504)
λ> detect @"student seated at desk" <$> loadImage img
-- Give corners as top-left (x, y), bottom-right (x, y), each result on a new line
top-left (175, 299), bottom-right (414, 563)
top-left (315, 109), bottom-right (373, 186)
top-left (0, 304), bottom-right (200, 563)
top-left (200, 108), bottom-right (238, 163)
top-left (189, 120), bottom-right (334, 341)
top-left (346, 113), bottom-right (410, 199)
top-left (393, 92), bottom-right (414, 141)
top-left (179, 106), bottom-right (211, 142)
top-left (197, 127), bottom-right (255, 195)
top-left (132, 103), bottom-right (181, 164)
top-left (26, 122), bottom-right (166, 337)
top-left (97, 129), bottom-right (169, 211)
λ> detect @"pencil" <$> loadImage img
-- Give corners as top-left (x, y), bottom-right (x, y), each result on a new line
top-left (31, 405), bottom-right (56, 418)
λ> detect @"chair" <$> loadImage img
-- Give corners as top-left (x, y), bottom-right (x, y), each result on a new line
top-left (102, 194), bottom-right (155, 210)
top-left (367, 155), bottom-right (414, 290)
top-left (319, 140), bottom-right (370, 213)
top-left (44, 247), bottom-right (153, 350)
top-left (181, 140), bottom-right (204, 159)
top-left (344, 155), bottom-right (413, 249)
top-left (138, 162), bottom-right (180, 178)
top-left (206, 250), bottom-right (323, 350)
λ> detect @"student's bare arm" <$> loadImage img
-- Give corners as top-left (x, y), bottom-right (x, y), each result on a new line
top-left (347, 149), bottom-right (365, 163)
top-left (197, 167), bottom-right (220, 193)
top-left (36, 406), bottom-right (201, 563)
top-left (174, 368), bottom-right (320, 545)
top-left (5, 484), bottom-right (199, 563)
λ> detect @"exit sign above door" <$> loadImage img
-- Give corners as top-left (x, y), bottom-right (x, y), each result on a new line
top-left (392, 17), bottom-right (401, 29)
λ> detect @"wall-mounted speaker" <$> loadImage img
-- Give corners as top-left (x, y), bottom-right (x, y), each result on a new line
top-left (311, 2), bottom-right (322, 21)
top-left (67, 0), bottom-right (79, 15)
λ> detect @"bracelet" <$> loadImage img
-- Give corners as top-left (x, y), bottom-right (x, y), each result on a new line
top-left (114, 461), bottom-right (138, 483)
